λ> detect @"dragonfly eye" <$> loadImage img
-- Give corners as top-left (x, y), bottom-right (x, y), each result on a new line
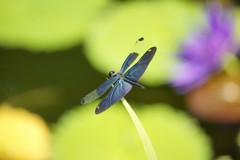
top-left (108, 71), bottom-right (115, 77)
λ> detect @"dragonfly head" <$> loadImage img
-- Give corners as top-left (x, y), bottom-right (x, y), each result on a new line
top-left (108, 71), bottom-right (116, 77)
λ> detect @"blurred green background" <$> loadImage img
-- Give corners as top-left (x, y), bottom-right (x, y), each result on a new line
top-left (0, 0), bottom-right (240, 160)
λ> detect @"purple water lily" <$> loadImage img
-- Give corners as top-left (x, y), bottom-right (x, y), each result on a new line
top-left (171, 3), bottom-right (237, 93)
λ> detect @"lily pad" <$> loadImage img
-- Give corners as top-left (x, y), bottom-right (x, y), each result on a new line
top-left (0, 0), bottom-right (109, 51)
top-left (53, 102), bottom-right (212, 160)
top-left (84, 1), bottom-right (204, 86)
top-left (0, 104), bottom-right (51, 160)
top-left (235, 7), bottom-right (240, 43)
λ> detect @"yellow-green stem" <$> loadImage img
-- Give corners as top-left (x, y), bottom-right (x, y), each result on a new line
top-left (121, 97), bottom-right (158, 160)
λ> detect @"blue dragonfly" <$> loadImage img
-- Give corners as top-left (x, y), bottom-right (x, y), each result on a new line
top-left (81, 39), bottom-right (157, 114)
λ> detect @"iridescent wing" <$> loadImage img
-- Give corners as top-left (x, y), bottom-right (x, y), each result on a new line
top-left (119, 37), bottom-right (145, 74)
top-left (81, 76), bottom-right (118, 104)
top-left (95, 79), bottom-right (132, 114)
top-left (119, 52), bottom-right (139, 74)
top-left (124, 47), bottom-right (156, 82)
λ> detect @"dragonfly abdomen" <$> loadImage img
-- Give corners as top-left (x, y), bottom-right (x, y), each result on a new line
top-left (124, 77), bottom-right (145, 89)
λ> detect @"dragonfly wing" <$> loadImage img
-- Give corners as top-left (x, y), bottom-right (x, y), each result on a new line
top-left (81, 76), bottom-right (118, 104)
top-left (120, 52), bottom-right (139, 74)
top-left (124, 47), bottom-right (156, 82)
top-left (95, 79), bottom-right (132, 114)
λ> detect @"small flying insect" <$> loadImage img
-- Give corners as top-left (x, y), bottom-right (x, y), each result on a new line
top-left (81, 38), bottom-right (157, 114)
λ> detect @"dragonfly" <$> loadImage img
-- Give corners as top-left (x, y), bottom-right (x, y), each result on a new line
top-left (81, 38), bottom-right (157, 114)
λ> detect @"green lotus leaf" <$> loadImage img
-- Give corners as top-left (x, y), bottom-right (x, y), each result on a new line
top-left (84, 1), bottom-right (204, 86)
top-left (0, 0), bottom-right (109, 51)
top-left (53, 102), bottom-right (212, 160)
top-left (235, 7), bottom-right (240, 42)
